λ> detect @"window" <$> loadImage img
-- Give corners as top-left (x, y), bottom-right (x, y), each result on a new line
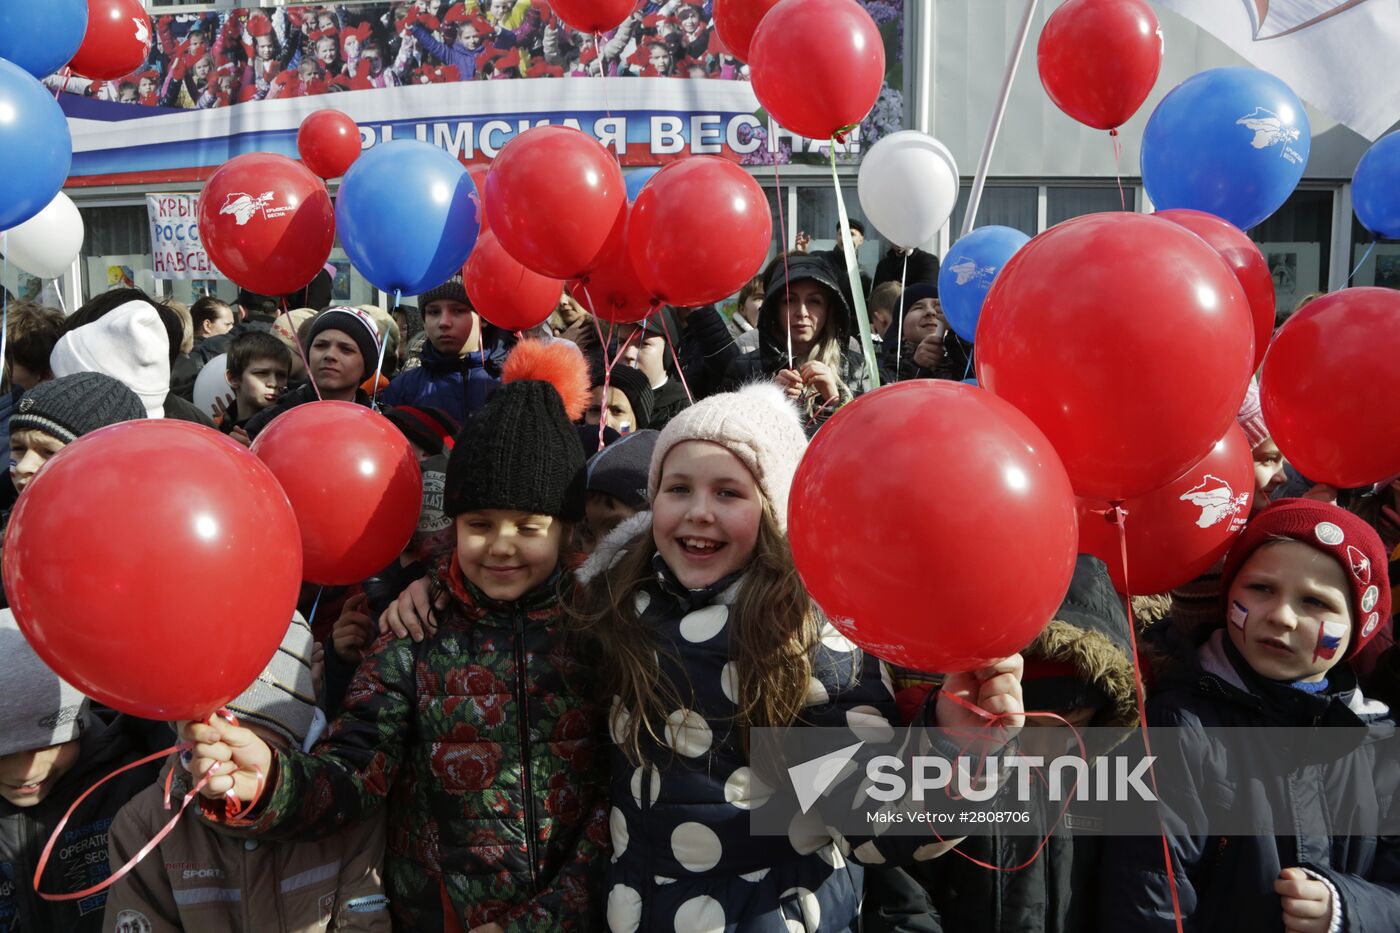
top-left (950, 186), bottom-right (1037, 238)
top-left (1047, 186), bottom-right (1134, 226)
top-left (1251, 189), bottom-right (1334, 321)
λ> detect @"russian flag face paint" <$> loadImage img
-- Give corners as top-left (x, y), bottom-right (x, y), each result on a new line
top-left (1229, 600), bottom-right (1249, 631)
top-left (1313, 620), bottom-right (1349, 663)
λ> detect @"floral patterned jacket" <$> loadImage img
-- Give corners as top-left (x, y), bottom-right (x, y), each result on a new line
top-left (228, 559), bottom-right (610, 931)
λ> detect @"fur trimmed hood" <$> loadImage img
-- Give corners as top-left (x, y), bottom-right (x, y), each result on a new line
top-left (1027, 555), bottom-right (1140, 730)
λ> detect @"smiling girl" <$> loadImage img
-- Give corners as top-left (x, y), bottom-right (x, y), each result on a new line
top-left (573, 383), bottom-right (1024, 930)
top-left (180, 341), bottom-right (610, 931)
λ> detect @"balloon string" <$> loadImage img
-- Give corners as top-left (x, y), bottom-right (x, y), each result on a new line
top-left (894, 251), bottom-right (908, 377)
top-left (1110, 128), bottom-right (1126, 213)
top-left (34, 710), bottom-right (260, 902)
top-left (1103, 504), bottom-right (1187, 933)
top-left (655, 307), bottom-right (694, 405)
top-left (592, 32), bottom-right (613, 124)
top-left (2, 235), bottom-right (9, 393)
top-left (1349, 241), bottom-right (1378, 284)
top-left (922, 690), bottom-right (1087, 872)
top-left (307, 585), bottom-right (325, 630)
top-left (370, 292), bottom-right (395, 411)
top-left (828, 143), bottom-right (880, 388)
top-left (580, 285), bottom-right (612, 449)
top-left (280, 297), bottom-right (320, 402)
top-left (772, 156), bottom-right (794, 370)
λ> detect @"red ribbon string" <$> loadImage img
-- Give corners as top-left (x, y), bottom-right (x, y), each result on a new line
top-left (655, 306), bottom-right (694, 405)
top-left (925, 690), bottom-right (1088, 872)
top-left (1101, 504), bottom-right (1187, 933)
top-left (34, 709), bottom-right (262, 903)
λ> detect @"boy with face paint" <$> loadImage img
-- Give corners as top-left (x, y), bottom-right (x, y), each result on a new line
top-left (1104, 500), bottom-right (1398, 932)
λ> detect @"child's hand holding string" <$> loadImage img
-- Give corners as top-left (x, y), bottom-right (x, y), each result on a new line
top-left (179, 715), bottom-right (273, 805)
top-left (935, 654), bottom-right (1025, 735)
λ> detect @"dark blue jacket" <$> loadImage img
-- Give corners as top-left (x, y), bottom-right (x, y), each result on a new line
top-left (379, 340), bottom-right (502, 425)
top-left (577, 515), bottom-right (968, 931)
top-left (1101, 629), bottom-right (1400, 931)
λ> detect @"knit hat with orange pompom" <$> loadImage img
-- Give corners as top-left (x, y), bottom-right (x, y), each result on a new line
top-left (444, 338), bottom-right (590, 521)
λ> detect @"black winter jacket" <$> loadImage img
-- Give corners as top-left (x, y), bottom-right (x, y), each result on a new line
top-left (0, 714), bottom-right (165, 933)
top-left (1101, 628), bottom-right (1400, 932)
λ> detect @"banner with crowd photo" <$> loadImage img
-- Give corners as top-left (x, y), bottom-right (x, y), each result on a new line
top-left (54, 0), bottom-right (905, 186)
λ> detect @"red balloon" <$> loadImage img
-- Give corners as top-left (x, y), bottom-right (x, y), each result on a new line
top-left (1079, 424), bottom-right (1255, 595)
top-left (976, 213), bottom-right (1255, 501)
top-left (549, 0), bottom-right (635, 34)
top-left (198, 153), bottom-right (336, 297)
top-left (485, 126), bottom-right (625, 279)
top-left (1156, 209), bottom-right (1275, 371)
top-left (3, 421), bottom-right (302, 720)
top-left (789, 381), bottom-right (1079, 672)
top-left (749, 0), bottom-right (885, 140)
top-left (297, 110), bottom-right (362, 180)
top-left (1260, 288), bottom-right (1400, 488)
top-left (713, 0), bottom-right (782, 62)
top-left (68, 0), bottom-right (152, 81)
top-left (465, 230), bottom-right (565, 331)
top-left (627, 156), bottom-right (772, 307)
top-left (251, 402), bottom-right (423, 586)
top-left (469, 165), bottom-right (491, 234)
top-left (574, 207), bottom-right (656, 324)
top-left (1036, 0), bottom-right (1163, 131)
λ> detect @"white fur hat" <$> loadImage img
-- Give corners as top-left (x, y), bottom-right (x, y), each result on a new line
top-left (647, 382), bottom-right (808, 529)
top-left (49, 300), bottom-right (170, 419)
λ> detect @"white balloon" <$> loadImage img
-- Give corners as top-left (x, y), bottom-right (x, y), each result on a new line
top-left (857, 131), bottom-right (960, 250)
top-left (193, 353), bottom-right (233, 421)
top-left (0, 191), bottom-right (84, 280)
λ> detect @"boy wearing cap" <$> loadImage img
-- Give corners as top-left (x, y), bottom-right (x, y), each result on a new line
top-left (1104, 500), bottom-right (1400, 931)
top-left (0, 610), bottom-right (164, 933)
top-left (103, 618), bottom-right (389, 932)
top-left (379, 277), bottom-right (503, 424)
top-left (245, 307), bottom-right (380, 438)
top-left (578, 429), bottom-right (658, 553)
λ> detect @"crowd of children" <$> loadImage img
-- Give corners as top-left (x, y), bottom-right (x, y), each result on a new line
top-left (1, 246), bottom-right (1396, 932)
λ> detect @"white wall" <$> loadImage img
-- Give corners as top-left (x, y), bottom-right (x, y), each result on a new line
top-left (919, 0), bottom-right (1374, 181)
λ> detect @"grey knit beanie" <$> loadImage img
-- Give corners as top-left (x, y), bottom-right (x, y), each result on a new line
top-left (225, 615), bottom-right (318, 747)
top-left (308, 306), bottom-right (381, 379)
top-left (0, 609), bottom-right (89, 758)
top-left (10, 372), bottom-right (148, 444)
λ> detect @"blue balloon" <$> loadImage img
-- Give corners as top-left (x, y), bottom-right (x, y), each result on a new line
top-left (625, 167), bottom-right (661, 202)
top-left (0, 0), bottom-right (88, 79)
top-left (938, 225), bottom-right (1030, 343)
top-left (1141, 67), bottom-right (1310, 231)
top-left (335, 141), bottom-right (479, 296)
top-left (0, 59), bottom-right (73, 232)
top-left (1353, 133), bottom-right (1400, 239)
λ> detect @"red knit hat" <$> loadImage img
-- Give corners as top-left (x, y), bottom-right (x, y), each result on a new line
top-left (1221, 499), bottom-right (1392, 662)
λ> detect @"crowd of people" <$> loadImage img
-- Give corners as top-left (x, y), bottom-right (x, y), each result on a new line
top-left (1, 246), bottom-right (1397, 932)
top-left (51, 1), bottom-right (749, 109)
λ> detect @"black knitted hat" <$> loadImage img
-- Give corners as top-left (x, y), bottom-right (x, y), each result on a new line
top-left (308, 306), bottom-right (381, 377)
top-left (385, 405), bottom-right (460, 457)
top-left (444, 342), bottom-right (589, 521)
top-left (11, 372), bottom-right (147, 444)
top-left (595, 364), bottom-right (654, 431)
top-left (419, 275), bottom-right (471, 311)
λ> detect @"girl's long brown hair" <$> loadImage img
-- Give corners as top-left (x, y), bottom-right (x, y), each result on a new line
top-left (572, 499), bottom-right (826, 767)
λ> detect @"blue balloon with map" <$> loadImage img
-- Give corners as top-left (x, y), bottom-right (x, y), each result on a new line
top-left (1141, 67), bottom-right (1310, 231)
top-left (939, 226), bottom-right (1030, 343)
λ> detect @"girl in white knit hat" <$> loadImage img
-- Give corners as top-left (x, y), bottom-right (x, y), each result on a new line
top-left (571, 382), bottom-right (1026, 932)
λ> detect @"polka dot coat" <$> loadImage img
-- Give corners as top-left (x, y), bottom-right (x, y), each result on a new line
top-left (602, 561), bottom-right (958, 932)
